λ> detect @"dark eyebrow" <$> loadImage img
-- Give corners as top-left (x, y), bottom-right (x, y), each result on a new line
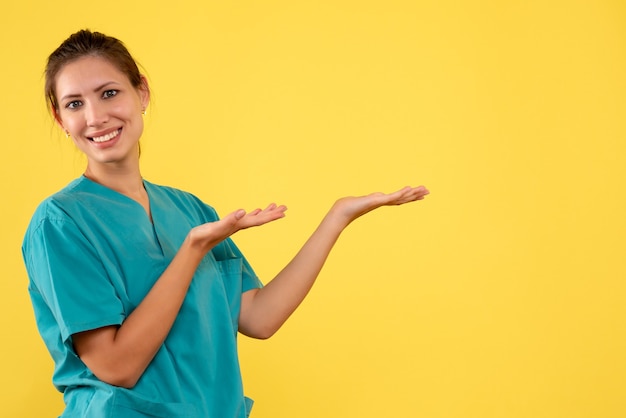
top-left (60, 81), bottom-right (121, 102)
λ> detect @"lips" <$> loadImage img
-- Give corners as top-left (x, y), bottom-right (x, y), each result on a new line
top-left (89, 128), bottom-right (121, 143)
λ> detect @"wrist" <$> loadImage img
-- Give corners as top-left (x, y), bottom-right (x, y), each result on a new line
top-left (181, 233), bottom-right (210, 264)
top-left (324, 205), bottom-right (352, 231)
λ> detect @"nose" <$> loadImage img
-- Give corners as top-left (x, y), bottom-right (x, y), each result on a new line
top-left (84, 101), bottom-right (109, 127)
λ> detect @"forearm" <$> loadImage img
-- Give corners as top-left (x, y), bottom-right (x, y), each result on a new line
top-left (239, 209), bottom-right (348, 338)
top-left (239, 185), bottom-right (429, 338)
top-left (74, 206), bottom-right (286, 387)
top-left (74, 236), bottom-right (205, 387)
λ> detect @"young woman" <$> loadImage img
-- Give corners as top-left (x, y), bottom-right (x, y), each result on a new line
top-left (22, 30), bottom-right (429, 418)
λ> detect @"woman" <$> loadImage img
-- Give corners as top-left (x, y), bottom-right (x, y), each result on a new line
top-left (22, 29), bottom-right (429, 418)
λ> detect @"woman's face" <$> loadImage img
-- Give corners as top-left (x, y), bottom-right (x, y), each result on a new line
top-left (54, 55), bottom-right (149, 168)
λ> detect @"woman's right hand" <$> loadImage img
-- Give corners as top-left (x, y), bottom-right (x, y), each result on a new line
top-left (187, 203), bottom-right (288, 255)
top-left (73, 203), bottom-right (287, 388)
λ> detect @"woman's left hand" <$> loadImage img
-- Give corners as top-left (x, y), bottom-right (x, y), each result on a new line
top-left (331, 185), bottom-right (430, 226)
top-left (239, 184), bottom-right (429, 339)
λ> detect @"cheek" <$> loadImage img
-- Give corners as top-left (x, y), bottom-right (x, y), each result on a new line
top-left (113, 101), bottom-right (141, 120)
top-left (69, 135), bottom-right (86, 150)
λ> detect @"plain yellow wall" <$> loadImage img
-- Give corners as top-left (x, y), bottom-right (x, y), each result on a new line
top-left (2, 1), bottom-right (625, 417)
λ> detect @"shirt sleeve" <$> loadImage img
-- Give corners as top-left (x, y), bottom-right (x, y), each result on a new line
top-left (23, 216), bottom-right (125, 343)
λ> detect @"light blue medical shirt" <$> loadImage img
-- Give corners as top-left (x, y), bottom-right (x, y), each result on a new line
top-left (22, 176), bottom-right (262, 418)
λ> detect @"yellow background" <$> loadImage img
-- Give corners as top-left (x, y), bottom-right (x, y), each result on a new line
top-left (2, 1), bottom-right (625, 417)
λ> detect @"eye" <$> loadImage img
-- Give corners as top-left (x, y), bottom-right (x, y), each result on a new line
top-left (65, 100), bottom-right (82, 110)
top-left (102, 89), bottom-right (118, 99)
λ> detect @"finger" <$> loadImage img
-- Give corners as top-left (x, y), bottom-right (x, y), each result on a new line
top-left (233, 209), bottom-right (246, 220)
top-left (379, 186), bottom-right (413, 204)
top-left (244, 203), bottom-right (287, 222)
top-left (263, 203), bottom-right (287, 214)
top-left (203, 208), bottom-right (246, 232)
top-left (389, 186), bottom-right (429, 205)
top-left (402, 185), bottom-right (428, 197)
top-left (273, 204), bottom-right (288, 213)
top-left (393, 185), bottom-right (415, 198)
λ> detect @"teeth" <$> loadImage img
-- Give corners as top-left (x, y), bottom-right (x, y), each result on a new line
top-left (92, 129), bottom-right (120, 143)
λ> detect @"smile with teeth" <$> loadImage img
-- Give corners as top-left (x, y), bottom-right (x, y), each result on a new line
top-left (90, 128), bottom-right (121, 143)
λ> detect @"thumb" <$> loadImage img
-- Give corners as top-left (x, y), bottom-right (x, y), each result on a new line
top-left (234, 209), bottom-right (246, 220)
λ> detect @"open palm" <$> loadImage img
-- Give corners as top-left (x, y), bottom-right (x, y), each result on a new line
top-left (332, 185), bottom-right (430, 225)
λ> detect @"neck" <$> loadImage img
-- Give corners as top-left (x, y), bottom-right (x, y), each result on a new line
top-left (84, 162), bottom-right (145, 197)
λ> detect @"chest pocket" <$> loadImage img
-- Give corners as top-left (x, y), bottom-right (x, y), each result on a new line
top-left (215, 258), bottom-right (244, 331)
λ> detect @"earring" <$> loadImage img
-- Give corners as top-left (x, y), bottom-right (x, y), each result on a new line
top-left (142, 109), bottom-right (147, 116)
top-left (65, 131), bottom-right (69, 138)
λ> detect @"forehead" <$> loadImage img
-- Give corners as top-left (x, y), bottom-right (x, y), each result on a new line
top-left (55, 55), bottom-right (132, 96)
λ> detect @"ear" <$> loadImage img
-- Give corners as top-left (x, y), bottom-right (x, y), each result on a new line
top-left (138, 75), bottom-right (150, 111)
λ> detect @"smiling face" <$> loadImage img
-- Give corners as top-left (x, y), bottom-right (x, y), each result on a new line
top-left (54, 55), bottom-right (150, 170)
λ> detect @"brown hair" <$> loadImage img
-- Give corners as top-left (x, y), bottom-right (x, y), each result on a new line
top-left (45, 29), bottom-right (145, 112)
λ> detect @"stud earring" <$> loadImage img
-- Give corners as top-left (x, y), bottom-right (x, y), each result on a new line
top-left (65, 131), bottom-right (70, 138)
top-left (142, 109), bottom-right (147, 116)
